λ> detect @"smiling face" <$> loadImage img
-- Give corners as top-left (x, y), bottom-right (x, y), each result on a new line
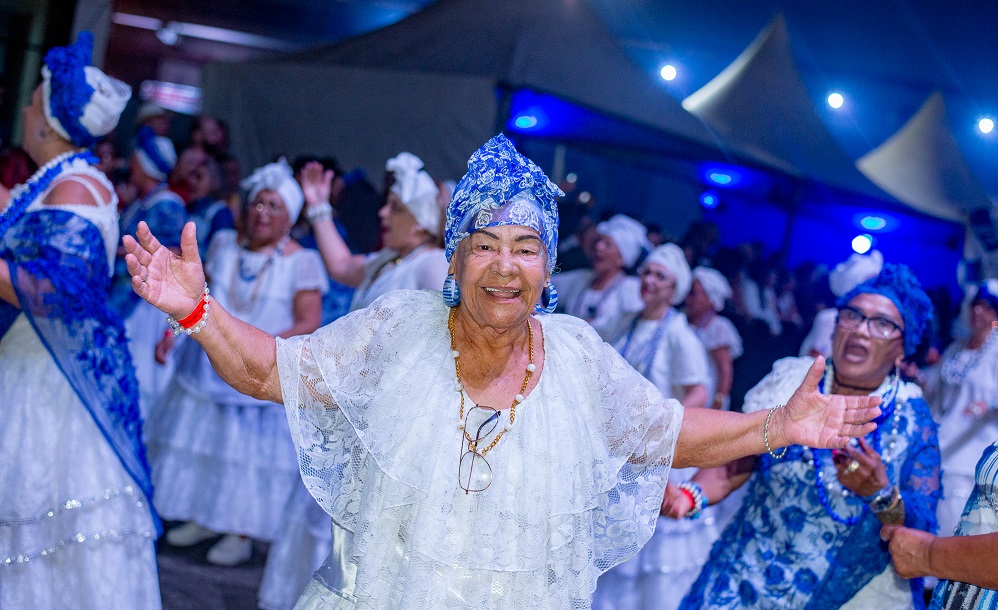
top-left (378, 191), bottom-right (429, 253)
top-left (246, 189), bottom-right (291, 248)
top-left (832, 293), bottom-right (905, 388)
top-left (639, 261), bottom-right (677, 310)
top-left (451, 225), bottom-right (548, 331)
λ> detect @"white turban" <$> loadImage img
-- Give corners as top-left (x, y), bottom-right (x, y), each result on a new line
top-left (133, 131), bottom-right (177, 182)
top-left (386, 152), bottom-right (441, 237)
top-left (642, 243), bottom-right (692, 304)
top-left (829, 250), bottom-right (884, 297)
top-left (693, 266), bottom-right (732, 311)
top-left (596, 214), bottom-right (650, 268)
top-left (241, 158), bottom-right (305, 221)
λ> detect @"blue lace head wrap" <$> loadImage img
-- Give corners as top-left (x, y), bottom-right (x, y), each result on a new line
top-left (837, 263), bottom-right (934, 356)
top-left (444, 134), bottom-right (564, 273)
top-left (134, 126), bottom-right (176, 181)
top-left (41, 31), bottom-right (131, 148)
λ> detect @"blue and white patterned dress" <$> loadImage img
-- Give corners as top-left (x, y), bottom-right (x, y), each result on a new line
top-left (0, 159), bottom-right (161, 609)
top-left (929, 441), bottom-right (998, 609)
top-left (681, 357), bottom-right (941, 610)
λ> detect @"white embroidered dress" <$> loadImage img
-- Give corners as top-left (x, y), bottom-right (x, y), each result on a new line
top-left (260, 248), bottom-right (448, 610)
top-left (552, 269), bottom-right (643, 341)
top-left (0, 163), bottom-right (160, 609)
top-left (931, 336), bottom-right (998, 537)
top-left (277, 290), bottom-right (682, 609)
top-left (145, 230), bottom-right (328, 540)
top-left (593, 310), bottom-right (713, 610)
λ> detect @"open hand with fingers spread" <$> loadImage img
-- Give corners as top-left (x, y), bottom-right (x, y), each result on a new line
top-left (299, 161), bottom-right (334, 209)
top-left (123, 220), bottom-right (205, 320)
top-left (771, 356), bottom-right (883, 450)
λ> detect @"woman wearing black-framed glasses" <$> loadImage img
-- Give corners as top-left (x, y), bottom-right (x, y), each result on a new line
top-left (667, 263), bottom-right (941, 610)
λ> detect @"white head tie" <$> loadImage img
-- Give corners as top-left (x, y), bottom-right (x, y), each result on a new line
top-left (241, 158), bottom-right (305, 220)
top-left (386, 152), bottom-right (441, 237)
top-left (693, 266), bottom-right (732, 311)
top-left (829, 250), bottom-right (884, 297)
top-left (596, 214), bottom-right (650, 268)
top-left (642, 243), bottom-right (692, 304)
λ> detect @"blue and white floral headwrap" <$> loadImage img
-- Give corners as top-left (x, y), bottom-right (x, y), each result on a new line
top-left (444, 134), bottom-right (564, 273)
top-left (134, 126), bottom-right (176, 182)
top-left (41, 31), bottom-right (131, 148)
top-left (837, 263), bottom-right (934, 357)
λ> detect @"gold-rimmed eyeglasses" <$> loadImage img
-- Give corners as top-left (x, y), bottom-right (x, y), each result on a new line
top-left (458, 405), bottom-right (500, 494)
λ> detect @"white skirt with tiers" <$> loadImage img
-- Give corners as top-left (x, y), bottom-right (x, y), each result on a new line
top-left (0, 315), bottom-right (160, 610)
top-left (144, 344), bottom-right (301, 541)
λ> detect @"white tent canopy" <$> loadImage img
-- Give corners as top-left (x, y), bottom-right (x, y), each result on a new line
top-left (857, 92), bottom-right (993, 223)
top-left (683, 15), bottom-right (890, 200)
top-left (201, 0), bottom-right (728, 181)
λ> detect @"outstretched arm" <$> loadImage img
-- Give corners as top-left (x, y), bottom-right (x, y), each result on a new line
top-left (124, 221), bottom-right (283, 403)
top-left (883, 526), bottom-right (998, 590)
top-left (299, 161), bottom-right (367, 286)
top-left (673, 357), bottom-right (881, 469)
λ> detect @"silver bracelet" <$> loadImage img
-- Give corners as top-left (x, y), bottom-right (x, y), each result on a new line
top-left (764, 404), bottom-right (787, 459)
top-left (305, 201), bottom-right (334, 224)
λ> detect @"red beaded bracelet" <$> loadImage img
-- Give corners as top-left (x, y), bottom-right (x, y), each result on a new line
top-left (678, 488), bottom-right (696, 512)
top-left (166, 284), bottom-right (211, 336)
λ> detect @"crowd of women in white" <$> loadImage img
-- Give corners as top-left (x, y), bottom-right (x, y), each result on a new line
top-left (4, 33), bottom-right (998, 610)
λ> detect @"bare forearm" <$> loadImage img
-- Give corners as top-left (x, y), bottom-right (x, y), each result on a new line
top-left (691, 457), bottom-right (754, 503)
top-left (191, 300), bottom-right (282, 402)
top-left (680, 384), bottom-right (707, 410)
top-left (714, 350), bottom-right (734, 396)
top-left (931, 533), bottom-right (998, 589)
top-left (311, 217), bottom-right (366, 286)
top-left (0, 260), bottom-right (19, 307)
top-left (674, 407), bottom-right (771, 468)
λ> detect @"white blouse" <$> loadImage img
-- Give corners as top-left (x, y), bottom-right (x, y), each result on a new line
top-left (276, 290), bottom-right (683, 609)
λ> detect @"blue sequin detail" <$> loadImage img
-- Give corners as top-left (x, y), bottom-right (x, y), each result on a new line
top-left (44, 32), bottom-right (98, 148)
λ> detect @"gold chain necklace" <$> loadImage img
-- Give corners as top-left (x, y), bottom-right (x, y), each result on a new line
top-left (448, 307), bottom-right (535, 456)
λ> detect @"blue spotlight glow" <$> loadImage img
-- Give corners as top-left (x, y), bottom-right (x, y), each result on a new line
top-left (514, 115), bottom-right (538, 129)
top-left (700, 191), bottom-right (719, 209)
top-left (700, 163), bottom-right (743, 188)
top-left (852, 234), bottom-right (873, 254)
top-left (979, 117), bottom-right (995, 135)
top-left (827, 92), bottom-right (844, 109)
top-left (859, 215), bottom-right (888, 231)
top-left (660, 65), bottom-right (678, 81)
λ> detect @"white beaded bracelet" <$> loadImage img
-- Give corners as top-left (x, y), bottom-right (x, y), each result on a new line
top-left (305, 201), bottom-right (334, 224)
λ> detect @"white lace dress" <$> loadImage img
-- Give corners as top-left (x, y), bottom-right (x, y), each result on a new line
top-left (277, 290), bottom-right (682, 609)
top-left (0, 165), bottom-right (161, 609)
top-left (931, 338), bottom-right (998, 537)
top-left (593, 311), bottom-right (713, 610)
top-left (552, 269), bottom-right (644, 341)
top-left (259, 248), bottom-right (448, 610)
top-left (145, 231), bottom-right (328, 540)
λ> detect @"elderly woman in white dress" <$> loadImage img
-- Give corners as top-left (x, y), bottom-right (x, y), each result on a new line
top-left (124, 134), bottom-right (881, 609)
top-left (0, 33), bottom-right (161, 609)
top-left (146, 159), bottom-right (327, 567)
top-left (553, 213), bottom-right (649, 340)
top-left (258, 153), bottom-right (449, 609)
top-left (686, 267), bottom-right (743, 411)
top-left (593, 244), bottom-right (717, 610)
top-left (301, 151), bottom-right (449, 309)
top-left (929, 280), bottom-right (998, 538)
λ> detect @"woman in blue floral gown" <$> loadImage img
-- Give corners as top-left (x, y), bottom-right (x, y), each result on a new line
top-left (666, 264), bottom-right (941, 609)
top-left (0, 33), bottom-right (161, 609)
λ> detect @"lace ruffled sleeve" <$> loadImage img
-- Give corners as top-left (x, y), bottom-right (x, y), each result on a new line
top-left (898, 396), bottom-right (941, 534)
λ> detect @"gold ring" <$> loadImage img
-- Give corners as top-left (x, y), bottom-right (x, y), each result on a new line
top-left (845, 460), bottom-right (860, 474)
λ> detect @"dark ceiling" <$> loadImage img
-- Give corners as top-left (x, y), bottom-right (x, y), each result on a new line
top-left (105, 0), bottom-right (997, 193)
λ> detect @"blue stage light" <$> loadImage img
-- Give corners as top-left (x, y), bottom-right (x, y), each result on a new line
top-left (859, 216), bottom-right (888, 231)
top-left (700, 191), bottom-right (719, 209)
top-left (514, 115), bottom-right (538, 129)
top-left (852, 234), bottom-right (873, 254)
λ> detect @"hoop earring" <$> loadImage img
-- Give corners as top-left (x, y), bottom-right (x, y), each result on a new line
top-left (442, 273), bottom-right (460, 307)
top-left (534, 281), bottom-right (558, 314)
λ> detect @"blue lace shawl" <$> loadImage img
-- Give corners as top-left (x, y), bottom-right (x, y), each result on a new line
top-left (680, 395), bottom-right (940, 610)
top-left (0, 209), bottom-right (160, 534)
